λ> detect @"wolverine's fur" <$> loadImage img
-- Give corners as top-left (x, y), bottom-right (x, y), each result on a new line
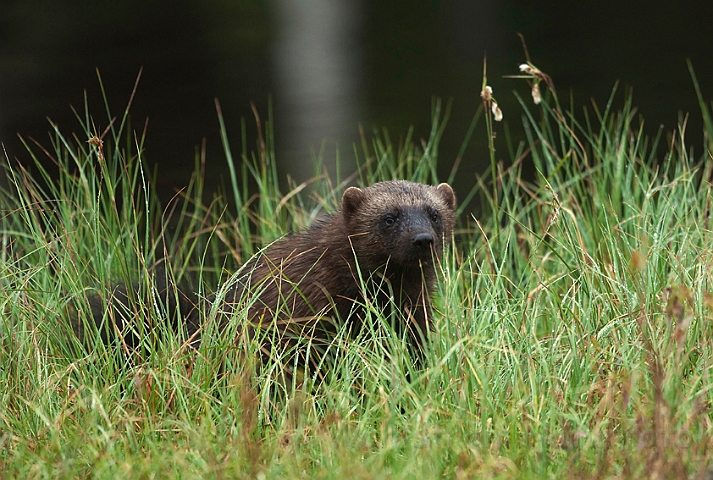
top-left (83, 180), bottom-right (456, 367)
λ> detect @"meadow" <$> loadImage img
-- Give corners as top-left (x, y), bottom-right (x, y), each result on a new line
top-left (1, 62), bottom-right (713, 478)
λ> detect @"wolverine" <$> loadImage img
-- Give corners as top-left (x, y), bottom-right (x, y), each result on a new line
top-left (83, 180), bottom-right (456, 367)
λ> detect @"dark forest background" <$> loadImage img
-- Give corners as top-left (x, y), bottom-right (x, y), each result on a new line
top-left (2, 0), bottom-right (712, 201)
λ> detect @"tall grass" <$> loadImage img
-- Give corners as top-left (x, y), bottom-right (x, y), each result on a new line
top-left (1, 64), bottom-right (712, 478)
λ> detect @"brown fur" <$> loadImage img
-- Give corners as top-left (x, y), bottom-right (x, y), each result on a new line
top-left (83, 181), bottom-right (456, 369)
top-left (218, 180), bottom-right (456, 365)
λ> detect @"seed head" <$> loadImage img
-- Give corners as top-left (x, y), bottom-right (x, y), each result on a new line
top-left (531, 83), bottom-right (541, 104)
top-left (519, 63), bottom-right (535, 75)
top-left (481, 85), bottom-right (502, 121)
top-left (491, 103), bottom-right (503, 121)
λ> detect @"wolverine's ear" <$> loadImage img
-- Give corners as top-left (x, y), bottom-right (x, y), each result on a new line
top-left (436, 183), bottom-right (456, 210)
top-left (342, 186), bottom-right (366, 221)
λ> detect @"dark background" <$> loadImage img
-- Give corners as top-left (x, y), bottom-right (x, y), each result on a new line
top-left (2, 0), bottom-right (712, 202)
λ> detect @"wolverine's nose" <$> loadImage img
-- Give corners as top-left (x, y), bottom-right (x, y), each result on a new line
top-left (412, 232), bottom-right (434, 249)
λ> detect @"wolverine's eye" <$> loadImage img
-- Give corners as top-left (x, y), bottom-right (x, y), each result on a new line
top-left (430, 210), bottom-right (439, 222)
top-left (384, 215), bottom-right (396, 227)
